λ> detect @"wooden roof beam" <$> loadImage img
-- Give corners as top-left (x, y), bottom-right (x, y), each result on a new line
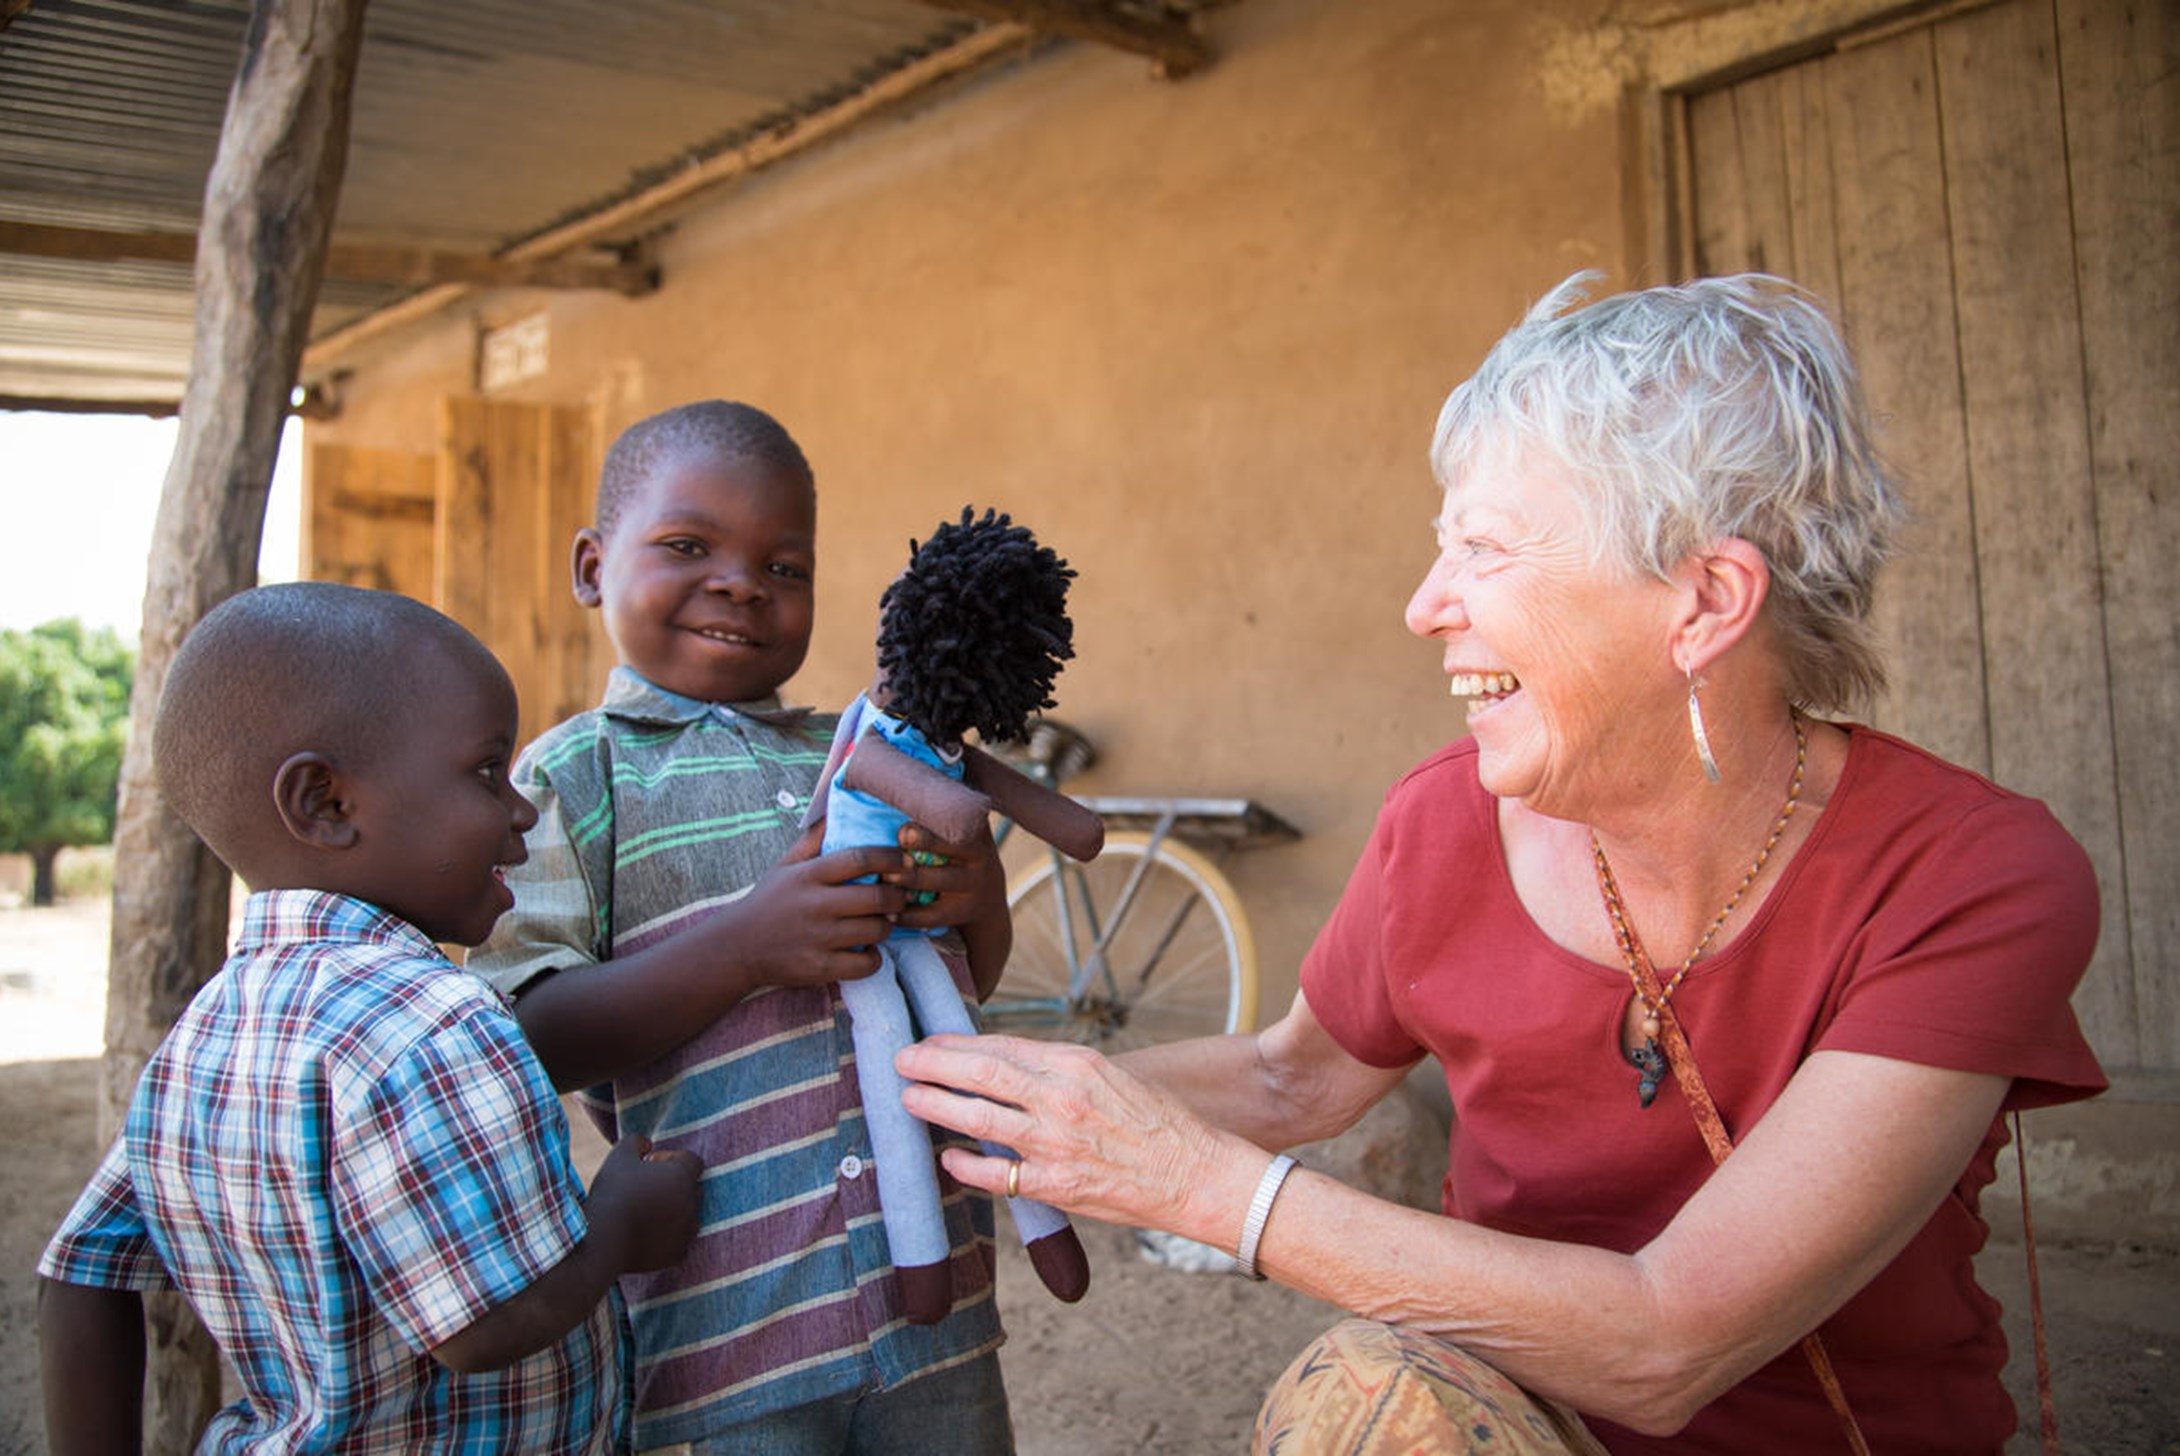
top-left (0, 220), bottom-right (657, 296)
top-left (0, 393), bottom-right (180, 417)
top-left (912, 1), bottom-right (1208, 77)
top-left (0, 378), bottom-right (342, 420)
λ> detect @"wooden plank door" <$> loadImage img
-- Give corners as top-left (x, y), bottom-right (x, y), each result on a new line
top-left (2055, 0), bottom-right (2180, 1081)
top-left (436, 397), bottom-right (607, 751)
top-left (1681, 0), bottom-right (2178, 1076)
top-left (303, 442), bottom-right (435, 600)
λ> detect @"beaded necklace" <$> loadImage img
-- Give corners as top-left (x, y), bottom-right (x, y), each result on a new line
top-left (1590, 713), bottom-right (1806, 1107)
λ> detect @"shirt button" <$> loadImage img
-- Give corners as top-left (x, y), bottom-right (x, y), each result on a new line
top-left (776, 788), bottom-right (799, 810)
top-left (839, 1154), bottom-right (864, 1180)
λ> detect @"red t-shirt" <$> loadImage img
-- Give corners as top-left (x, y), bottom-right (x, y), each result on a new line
top-left (1302, 726), bottom-right (2105, 1455)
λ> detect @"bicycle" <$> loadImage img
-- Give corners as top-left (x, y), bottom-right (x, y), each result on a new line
top-left (980, 720), bottom-right (1300, 1052)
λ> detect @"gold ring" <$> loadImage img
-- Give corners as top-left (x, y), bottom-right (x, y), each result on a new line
top-left (1006, 1158), bottom-right (1023, 1199)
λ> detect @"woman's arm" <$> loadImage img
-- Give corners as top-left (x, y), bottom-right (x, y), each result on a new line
top-left (1257, 1049), bottom-right (2005, 1431)
top-left (893, 989), bottom-right (1404, 1283)
top-left (1118, 991), bottom-right (1415, 1150)
top-left (898, 1021), bottom-right (2005, 1436)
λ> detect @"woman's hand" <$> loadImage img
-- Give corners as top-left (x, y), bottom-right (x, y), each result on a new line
top-left (896, 1033), bottom-right (1255, 1243)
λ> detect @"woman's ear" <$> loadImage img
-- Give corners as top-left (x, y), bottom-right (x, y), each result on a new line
top-left (1671, 537), bottom-right (1770, 676)
top-left (273, 752), bottom-right (359, 850)
top-left (571, 527), bottom-right (605, 609)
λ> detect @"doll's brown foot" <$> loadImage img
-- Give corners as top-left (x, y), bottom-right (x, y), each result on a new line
top-left (898, 1261), bottom-right (953, 1325)
top-left (1026, 1226), bottom-right (1090, 1302)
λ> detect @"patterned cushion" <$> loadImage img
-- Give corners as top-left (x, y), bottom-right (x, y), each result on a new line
top-left (1254, 1319), bottom-right (1605, 1456)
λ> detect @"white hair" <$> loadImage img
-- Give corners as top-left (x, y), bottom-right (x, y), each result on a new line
top-left (1431, 272), bottom-right (1903, 712)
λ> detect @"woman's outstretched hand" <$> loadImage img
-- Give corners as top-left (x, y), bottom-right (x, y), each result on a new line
top-left (895, 1033), bottom-right (1254, 1245)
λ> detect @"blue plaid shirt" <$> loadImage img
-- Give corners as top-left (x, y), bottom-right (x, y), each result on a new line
top-left (41, 890), bottom-right (625, 1453)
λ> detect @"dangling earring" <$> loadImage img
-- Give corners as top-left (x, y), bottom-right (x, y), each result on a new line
top-left (1687, 669), bottom-right (1722, 783)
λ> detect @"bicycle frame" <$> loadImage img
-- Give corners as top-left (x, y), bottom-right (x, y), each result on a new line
top-left (975, 720), bottom-right (1288, 1046)
top-left (988, 806), bottom-right (1199, 1024)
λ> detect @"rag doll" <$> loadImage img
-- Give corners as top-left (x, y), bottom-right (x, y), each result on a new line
top-left (806, 507), bottom-right (1102, 1326)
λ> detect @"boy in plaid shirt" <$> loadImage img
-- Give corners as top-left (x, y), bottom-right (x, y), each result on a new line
top-left (38, 583), bottom-right (701, 1454)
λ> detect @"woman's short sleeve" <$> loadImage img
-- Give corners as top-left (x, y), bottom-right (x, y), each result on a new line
top-left (1302, 798), bottom-right (1429, 1070)
top-left (1817, 789), bottom-right (2105, 1110)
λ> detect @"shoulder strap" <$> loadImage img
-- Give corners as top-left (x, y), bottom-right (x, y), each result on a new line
top-left (2013, 1111), bottom-right (2061, 1455)
top-left (1642, 990), bottom-right (1872, 1455)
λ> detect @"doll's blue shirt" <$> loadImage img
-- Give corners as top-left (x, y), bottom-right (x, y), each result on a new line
top-left (823, 705), bottom-right (962, 941)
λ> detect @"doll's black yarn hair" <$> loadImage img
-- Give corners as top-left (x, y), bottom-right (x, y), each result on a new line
top-left (877, 507), bottom-right (1075, 746)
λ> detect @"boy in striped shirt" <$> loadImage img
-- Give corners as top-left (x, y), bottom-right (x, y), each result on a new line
top-left (467, 401), bottom-right (1018, 1452)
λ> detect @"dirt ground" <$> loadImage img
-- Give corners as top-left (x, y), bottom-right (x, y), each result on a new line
top-left (3, 896), bottom-right (2176, 1454)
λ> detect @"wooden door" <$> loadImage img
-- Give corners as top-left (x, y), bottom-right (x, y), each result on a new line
top-left (304, 442), bottom-right (435, 600)
top-left (1681, 0), bottom-right (2179, 1078)
top-left (304, 402), bottom-right (604, 753)
top-left (436, 397), bottom-right (608, 751)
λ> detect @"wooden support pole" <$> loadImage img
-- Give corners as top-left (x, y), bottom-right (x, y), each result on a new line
top-left (0, 219), bottom-right (657, 295)
top-left (103, 1), bottom-right (369, 1448)
top-left (910, 0), bottom-right (1208, 76)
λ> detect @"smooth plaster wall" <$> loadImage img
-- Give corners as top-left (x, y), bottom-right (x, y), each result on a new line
top-left (308, 0), bottom-right (1625, 1014)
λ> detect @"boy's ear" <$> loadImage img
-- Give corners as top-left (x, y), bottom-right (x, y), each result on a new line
top-left (571, 528), bottom-right (604, 609)
top-left (273, 752), bottom-right (359, 850)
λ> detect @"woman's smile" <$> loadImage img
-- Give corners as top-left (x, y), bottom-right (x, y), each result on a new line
top-left (1448, 671), bottom-right (1521, 722)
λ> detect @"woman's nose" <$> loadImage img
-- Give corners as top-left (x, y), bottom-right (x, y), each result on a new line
top-left (1404, 558), bottom-right (1463, 638)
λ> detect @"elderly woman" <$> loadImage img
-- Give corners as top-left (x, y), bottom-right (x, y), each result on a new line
top-left (896, 274), bottom-right (2104, 1453)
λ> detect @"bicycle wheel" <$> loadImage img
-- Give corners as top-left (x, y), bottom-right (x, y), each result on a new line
top-left (989, 830), bottom-right (1258, 1051)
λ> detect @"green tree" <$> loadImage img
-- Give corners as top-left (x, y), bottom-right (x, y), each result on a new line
top-left (0, 619), bottom-right (134, 906)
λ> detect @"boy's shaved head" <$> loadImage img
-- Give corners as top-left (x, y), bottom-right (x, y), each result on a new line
top-left (594, 399), bottom-right (813, 537)
top-left (154, 582), bottom-right (498, 875)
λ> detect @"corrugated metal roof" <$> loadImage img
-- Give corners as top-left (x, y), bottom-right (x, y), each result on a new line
top-left (0, 0), bottom-right (1214, 407)
top-left (337, 1), bottom-right (987, 252)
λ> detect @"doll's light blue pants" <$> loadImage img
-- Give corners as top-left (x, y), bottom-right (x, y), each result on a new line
top-left (841, 935), bottom-right (1070, 1273)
